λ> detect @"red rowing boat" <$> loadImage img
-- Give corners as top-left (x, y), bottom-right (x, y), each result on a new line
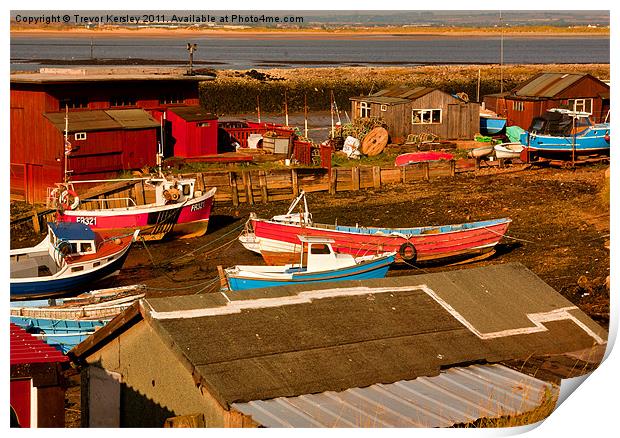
top-left (240, 192), bottom-right (511, 265)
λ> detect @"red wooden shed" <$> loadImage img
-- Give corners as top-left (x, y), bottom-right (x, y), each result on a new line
top-left (166, 106), bottom-right (218, 157)
top-left (10, 323), bottom-right (69, 428)
top-left (10, 67), bottom-right (215, 204)
top-left (483, 72), bottom-right (610, 129)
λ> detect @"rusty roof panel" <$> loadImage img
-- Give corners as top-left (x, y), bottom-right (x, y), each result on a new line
top-left (44, 111), bottom-right (120, 132)
top-left (349, 96), bottom-right (411, 105)
top-left (515, 73), bottom-right (586, 98)
top-left (105, 109), bottom-right (160, 129)
top-left (372, 86), bottom-right (435, 100)
top-left (232, 364), bottom-right (557, 428)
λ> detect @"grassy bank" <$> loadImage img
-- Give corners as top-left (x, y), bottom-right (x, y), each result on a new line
top-left (199, 64), bottom-right (610, 114)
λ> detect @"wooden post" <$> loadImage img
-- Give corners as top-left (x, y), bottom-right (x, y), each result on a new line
top-left (352, 167), bottom-right (360, 191)
top-left (32, 210), bottom-right (41, 234)
top-left (400, 166), bottom-right (406, 184)
top-left (291, 168), bottom-right (299, 197)
top-left (229, 172), bottom-right (239, 207)
top-left (329, 168), bottom-right (337, 195)
top-left (372, 166), bottom-right (381, 189)
top-left (450, 160), bottom-right (456, 177)
top-left (259, 170), bottom-right (268, 204)
top-left (217, 265), bottom-right (228, 289)
top-left (242, 171), bottom-right (254, 205)
top-left (424, 162), bottom-right (430, 180)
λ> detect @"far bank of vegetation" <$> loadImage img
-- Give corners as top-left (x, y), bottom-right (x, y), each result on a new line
top-left (199, 64), bottom-right (610, 114)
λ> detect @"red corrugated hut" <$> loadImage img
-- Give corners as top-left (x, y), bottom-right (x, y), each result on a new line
top-left (10, 323), bottom-right (70, 428)
top-left (483, 72), bottom-right (610, 130)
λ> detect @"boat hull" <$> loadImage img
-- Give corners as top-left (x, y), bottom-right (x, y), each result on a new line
top-left (226, 254), bottom-right (394, 291)
top-left (10, 316), bottom-right (108, 354)
top-left (10, 240), bottom-right (133, 300)
top-left (494, 143), bottom-right (524, 159)
top-left (520, 126), bottom-right (610, 155)
top-left (395, 152), bottom-right (454, 166)
top-left (251, 218), bottom-right (511, 265)
top-left (59, 188), bottom-right (216, 240)
top-left (480, 117), bottom-right (507, 135)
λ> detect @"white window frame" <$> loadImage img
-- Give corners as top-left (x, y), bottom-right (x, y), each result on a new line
top-left (359, 101), bottom-right (371, 118)
top-left (569, 98), bottom-right (593, 115)
top-left (75, 132), bottom-right (87, 141)
top-left (412, 109), bottom-right (442, 125)
top-left (380, 104), bottom-right (388, 112)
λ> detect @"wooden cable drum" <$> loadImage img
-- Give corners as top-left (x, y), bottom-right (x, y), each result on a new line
top-left (361, 127), bottom-right (389, 156)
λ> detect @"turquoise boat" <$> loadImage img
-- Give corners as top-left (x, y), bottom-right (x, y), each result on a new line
top-left (480, 115), bottom-right (507, 135)
top-left (520, 109), bottom-right (610, 155)
top-left (225, 236), bottom-right (395, 291)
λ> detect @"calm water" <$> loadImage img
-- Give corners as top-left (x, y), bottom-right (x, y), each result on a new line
top-left (10, 35), bottom-right (610, 70)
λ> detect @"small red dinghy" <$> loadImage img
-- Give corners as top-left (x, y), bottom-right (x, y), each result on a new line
top-left (395, 152), bottom-right (454, 166)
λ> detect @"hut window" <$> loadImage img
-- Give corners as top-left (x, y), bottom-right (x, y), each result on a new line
top-left (110, 96), bottom-right (137, 107)
top-left (380, 104), bottom-right (388, 112)
top-left (359, 102), bottom-right (371, 118)
top-left (74, 132), bottom-right (87, 141)
top-left (197, 122), bottom-right (210, 127)
top-left (412, 109), bottom-right (442, 124)
top-left (512, 101), bottom-right (524, 111)
top-left (569, 98), bottom-right (593, 114)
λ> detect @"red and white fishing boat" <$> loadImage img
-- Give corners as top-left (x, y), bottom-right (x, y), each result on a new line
top-left (48, 119), bottom-right (216, 240)
top-left (240, 191), bottom-right (512, 265)
top-left (51, 178), bottom-right (216, 241)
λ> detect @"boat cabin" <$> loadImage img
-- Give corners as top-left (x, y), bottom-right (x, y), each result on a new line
top-left (297, 235), bottom-right (356, 272)
top-left (147, 178), bottom-right (198, 204)
top-left (528, 108), bottom-right (593, 136)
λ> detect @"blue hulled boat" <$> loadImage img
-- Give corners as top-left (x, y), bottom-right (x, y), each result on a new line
top-left (10, 222), bottom-right (139, 300)
top-left (520, 109), bottom-right (610, 155)
top-left (226, 235), bottom-right (395, 291)
top-left (480, 115), bottom-right (507, 135)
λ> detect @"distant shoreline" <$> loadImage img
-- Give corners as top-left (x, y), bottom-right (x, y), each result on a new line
top-left (10, 27), bottom-right (609, 40)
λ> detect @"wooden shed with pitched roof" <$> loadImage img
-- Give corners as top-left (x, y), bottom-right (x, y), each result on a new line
top-left (69, 263), bottom-right (606, 428)
top-left (350, 86), bottom-right (480, 143)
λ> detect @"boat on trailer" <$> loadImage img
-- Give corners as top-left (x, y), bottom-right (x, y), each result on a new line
top-left (226, 235), bottom-right (395, 291)
top-left (10, 222), bottom-right (138, 300)
top-left (520, 108), bottom-right (610, 156)
top-left (240, 191), bottom-right (512, 265)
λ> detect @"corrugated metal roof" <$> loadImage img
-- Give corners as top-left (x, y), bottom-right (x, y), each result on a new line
top-left (168, 106), bottom-right (218, 122)
top-left (105, 109), bottom-right (160, 129)
top-left (232, 364), bottom-right (557, 428)
top-left (515, 73), bottom-right (586, 98)
top-left (11, 67), bottom-right (215, 84)
top-left (10, 324), bottom-right (69, 365)
top-left (44, 109), bottom-right (159, 132)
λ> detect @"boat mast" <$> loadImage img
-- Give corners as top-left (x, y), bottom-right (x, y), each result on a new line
top-left (158, 112), bottom-right (165, 178)
top-left (571, 114), bottom-right (576, 165)
top-left (63, 105), bottom-right (70, 184)
top-left (499, 11), bottom-right (504, 95)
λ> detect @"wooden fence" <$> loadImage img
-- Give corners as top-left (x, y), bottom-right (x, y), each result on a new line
top-left (11, 159), bottom-right (476, 231)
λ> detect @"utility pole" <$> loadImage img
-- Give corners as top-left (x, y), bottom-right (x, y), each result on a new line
top-left (186, 43), bottom-right (197, 75)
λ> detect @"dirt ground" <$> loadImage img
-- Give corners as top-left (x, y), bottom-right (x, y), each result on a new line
top-left (10, 164), bottom-right (610, 427)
